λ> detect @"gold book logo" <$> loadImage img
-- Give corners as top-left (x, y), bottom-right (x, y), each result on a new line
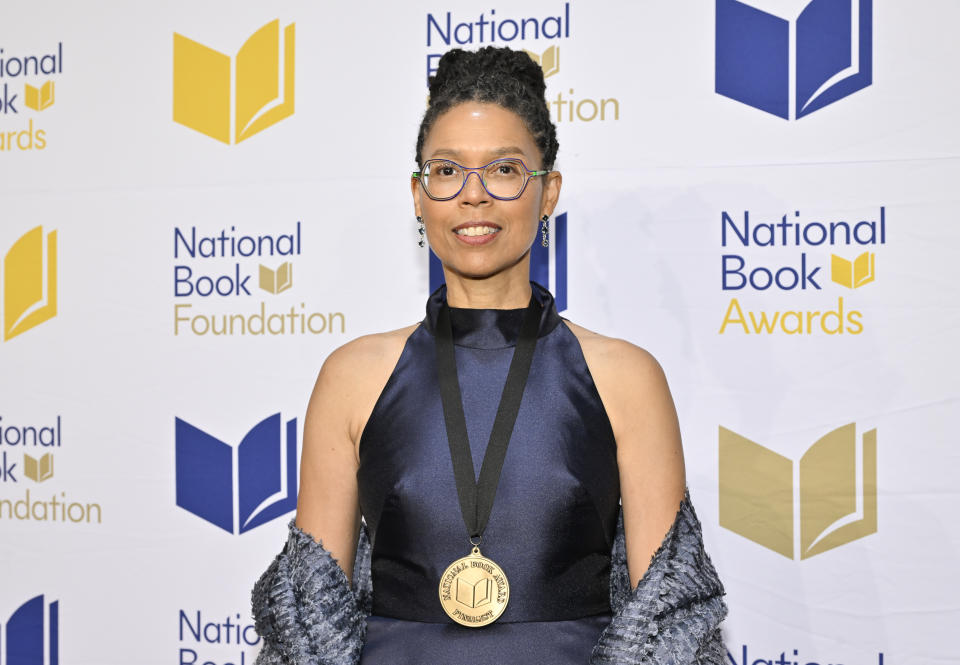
top-left (831, 251), bottom-right (875, 289)
top-left (259, 261), bottom-right (292, 294)
top-left (24, 80), bottom-right (55, 111)
top-left (455, 571), bottom-right (493, 608)
top-left (719, 423), bottom-right (877, 559)
top-left (173, 19), bottom-right (295, 144)
top-left (24, 453), bottom-right (54, 482)
top-left (524, 45), bottom-right (560, 78)
top-left (3, 226), bottom-right (58, 341)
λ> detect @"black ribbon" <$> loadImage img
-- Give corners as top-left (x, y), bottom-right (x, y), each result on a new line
top-left (435, 294), bottom-right (543, 541)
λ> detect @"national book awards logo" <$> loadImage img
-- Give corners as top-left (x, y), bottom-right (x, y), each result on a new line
top-left (175, 413), bottom-right (297, 534)
top-left (424, 3), bottom-right (620, 125)
top-left (0, 42), bottom-right (62, 151)
top-left (173, 19), bottom-right (295, 144)
top-left (717, 207), bottom-right (885, 335)
top-left (2, 226), bottom-right (57, 342)
top-left (719, 422), bottom-right (877, 560)
top-left (178, 609), bottom-right (260, 665)
top-left (0, 415), bottom-right (102, 526)
top-left (172, 222), bottom-right (346, 337)
top-left (1, 595), bottom-right (59, 665)
top-left (715, 0), bottom-right (872, 119)
top-left (428, 212), bottom-right (569, 312)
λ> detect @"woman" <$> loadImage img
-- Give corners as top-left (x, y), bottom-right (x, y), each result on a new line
top-left (253, 47), bottom-right (726, 664)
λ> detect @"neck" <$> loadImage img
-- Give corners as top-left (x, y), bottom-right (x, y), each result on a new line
top-left (442, 263), bottom-right (533, 309)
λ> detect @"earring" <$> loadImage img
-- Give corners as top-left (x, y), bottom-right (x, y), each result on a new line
top-left (417, 216), bottom-right (425, 247)
top-left (540, 214), bottom-right (549, 248)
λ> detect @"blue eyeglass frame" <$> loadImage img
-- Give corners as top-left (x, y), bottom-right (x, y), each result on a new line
top-left (411, 157), bottom-right (550, 201)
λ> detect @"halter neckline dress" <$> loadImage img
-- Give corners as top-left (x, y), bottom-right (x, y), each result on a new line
top-left (356, 283), bottom-right (621, 664)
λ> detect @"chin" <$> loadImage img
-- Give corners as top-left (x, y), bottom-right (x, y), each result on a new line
top-left (439, 251), bottom-right (531, 282)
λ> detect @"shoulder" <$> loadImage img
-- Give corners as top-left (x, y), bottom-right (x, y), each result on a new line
top-left (319, 323), bottom-right (420, 382)
top-left (562, 319), bottom-right (669, 396)
top-left (561, 319), bottom-right (681, 456)
top-left (307, 323), bottom-right (421, 447)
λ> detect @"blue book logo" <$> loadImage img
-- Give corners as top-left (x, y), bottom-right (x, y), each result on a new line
top-left (2, 595), bottom-right (59, 665)
top-left (429, 212), bottom-right (568, 312)
top-left (715, 0), bottom-right (872, 119)
top-left (175, 413), bottom-right (297, 534)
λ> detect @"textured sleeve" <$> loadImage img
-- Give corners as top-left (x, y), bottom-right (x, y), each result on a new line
top-left (590, 492), bottom-right (728, 665)
top-left (251, 520), bottom-right (372, 665)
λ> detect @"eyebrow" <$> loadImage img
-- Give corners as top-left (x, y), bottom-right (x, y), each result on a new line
top-left (429, 146), bottom-right (529, 161)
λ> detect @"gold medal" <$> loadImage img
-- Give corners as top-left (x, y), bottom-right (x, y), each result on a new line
top-left (438, 545), bottom-right (510, 627)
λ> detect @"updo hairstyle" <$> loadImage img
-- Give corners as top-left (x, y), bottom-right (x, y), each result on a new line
top-left (415, 46), bottom-right (559, 171)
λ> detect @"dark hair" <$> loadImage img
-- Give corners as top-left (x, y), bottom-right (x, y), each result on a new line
top-left (415, 46), bottom-right (559, 170)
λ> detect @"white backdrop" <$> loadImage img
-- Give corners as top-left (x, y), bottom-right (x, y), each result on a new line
top-left (1, 1), bottom-right (958, 664)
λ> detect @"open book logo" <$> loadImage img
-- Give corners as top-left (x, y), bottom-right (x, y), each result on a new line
top-left (719, 423), bottom-right (877, 559)
top-left (173, 19), bottom-right (295, 144)
top-left (175, 413), bottom-right (297, 534)
top-left (715, 0), bottom-right (872, 119)
top-left (2, 595), bottom-right (59, 665)
top-left (455, 571), bottom-right (493, 608)
top-left (524, 46), bottom-right (560, 79)
top-left (25, 81), bottom-right (55, 111)
top-left (3, 226), bottom-right (58, 341)
top-left (428, 212), bottom-right (569, 312)
top-left (24, 453), bottom-right (54, 483)
top-left (831, 251), bottom-right (875, 288)
top-left (259, 262), bottom-right (292, 294)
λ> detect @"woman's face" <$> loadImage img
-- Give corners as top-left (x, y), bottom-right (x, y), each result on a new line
top-left (412, 101), bottom-right (561, 282)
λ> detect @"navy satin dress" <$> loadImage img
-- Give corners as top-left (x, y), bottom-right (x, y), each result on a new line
top-left (357, 283), bottom-right (621, 664)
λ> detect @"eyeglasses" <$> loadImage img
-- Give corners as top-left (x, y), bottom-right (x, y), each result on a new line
top-left (412, 158), bottom-right (550, 201)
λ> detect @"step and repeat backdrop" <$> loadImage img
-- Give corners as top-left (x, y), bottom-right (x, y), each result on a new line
top-left (2, 1), bottom-right (958, 663)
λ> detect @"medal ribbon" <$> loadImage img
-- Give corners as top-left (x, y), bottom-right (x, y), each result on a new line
top-left (435, 293), bottom-right (543, 541)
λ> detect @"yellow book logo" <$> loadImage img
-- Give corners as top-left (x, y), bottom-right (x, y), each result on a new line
top-left (455, 573), bottom-right (493, 608)
top-left (24, 80), bottom-right (55, 111)
top-left (831, 251), bottom-right (875, 288)
top-left (173, 19), bottom-right (295, 144)
top-left (259, 262), bottom-right (292, 294)
top-left (719, 423), bottom-right (877, 560)
top-left (3, 226), bottom-right (58, 341)
top-left (24, 453), bottom-right (54, 482)
top-left (524, 45), bottom-right (560, 78)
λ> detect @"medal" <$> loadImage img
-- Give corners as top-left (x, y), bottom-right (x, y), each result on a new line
top-left (438, 545), bottom-right (510, 627)
top-left (434, 292), bottom-right (542, 628)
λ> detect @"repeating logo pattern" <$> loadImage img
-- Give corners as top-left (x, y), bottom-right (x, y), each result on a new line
top-left (175, 413), bottom-right (297, 534)
top-left (717, 207), bottom-right (885, 335)
top-left (715, 0), bottom-right (873, 119)
top-left (3, 226), bottom-right (57, 342)
top-left (173, 19), bottom-right (295, 144)
top-left (719, 422), bottom-right (878, 559)
top-left (1, 595), bottom-right (59, 665)
top-left (0, 42), bottom-right (62, 151)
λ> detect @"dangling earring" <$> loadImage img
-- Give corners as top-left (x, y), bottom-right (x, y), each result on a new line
top-left (417, 216), bottom-right (425, 247)
top-left (540, 214), bottom-right (550, 248)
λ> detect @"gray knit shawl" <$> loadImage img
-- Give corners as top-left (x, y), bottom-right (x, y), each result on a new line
top-left (251, 493), bottom-right (727, 664)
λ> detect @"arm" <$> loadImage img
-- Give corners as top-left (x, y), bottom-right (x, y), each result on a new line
top-left (568, 324), bottom-right (727, 663)
top-left (601, 343), bottom-right (686, 587)
top-left (252, 327), bottom-right (415, 664)
top-left (297, 326), bottom-right (416, 578)
top-left (567, 327), bottom-right (686, 586)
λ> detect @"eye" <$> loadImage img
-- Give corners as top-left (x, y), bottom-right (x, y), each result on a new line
top-left (496, 161), bottom-right (522, 175)
top-left (428, 161), bottom-right (460, 178)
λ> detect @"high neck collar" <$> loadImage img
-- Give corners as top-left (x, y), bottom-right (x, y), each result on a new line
top-left (423, 281), bottom-right (562, 350)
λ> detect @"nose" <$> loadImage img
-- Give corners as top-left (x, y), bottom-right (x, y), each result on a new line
top-left (458, 170), bottom-right (490, 204)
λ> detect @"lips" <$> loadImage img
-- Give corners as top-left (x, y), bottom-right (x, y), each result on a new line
top-left (452, 221), bottom-right (502, 237)
top-left (449, 221), bottom-right (503, 246)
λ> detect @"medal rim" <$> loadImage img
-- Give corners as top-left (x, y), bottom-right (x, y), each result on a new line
top-left (438, 550), bottom-right (510, 628)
